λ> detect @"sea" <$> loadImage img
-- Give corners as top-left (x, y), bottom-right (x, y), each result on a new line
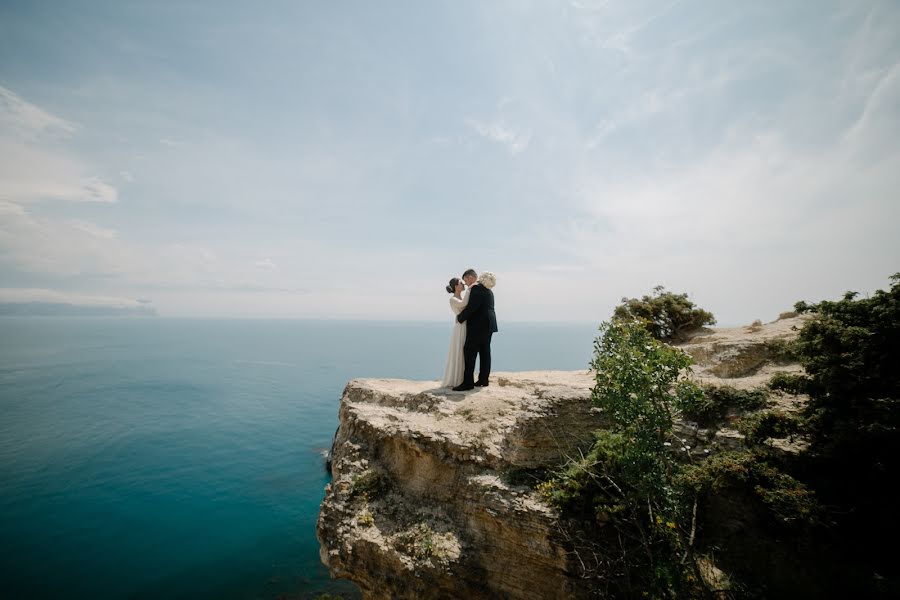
top-left (0, 317), bottom-right (599, 599)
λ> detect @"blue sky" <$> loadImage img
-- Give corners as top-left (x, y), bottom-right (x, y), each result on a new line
top-left (1, 0), bottom-right (898, 322)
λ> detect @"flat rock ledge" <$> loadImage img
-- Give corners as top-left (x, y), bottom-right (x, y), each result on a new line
top-left (316, 371), bottom-right (604, 600)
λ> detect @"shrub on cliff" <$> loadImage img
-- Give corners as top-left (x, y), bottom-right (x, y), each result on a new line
top-left (793, 274), bottom-right (900, 458)
top-left (613, 285), bottom-right (715, 342)
top-left (679, 451), bottom-right (819, 527)
top-left (792, 274), bottom-right (900, 588)
top-left (540, 319), bottom-right (708, 597)
top-left (679, 384), bottom-right (769, 427)
top-left (543, 275), bottom-right (900, 597)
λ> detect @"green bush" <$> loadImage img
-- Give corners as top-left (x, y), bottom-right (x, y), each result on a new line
top-left (767, 372), bottom-right (809, 395)
top-left (613, 285), bottom-right (716, 342)
top-left (794, 275), bottom-right (900, 453)
top-left (537, 430), bottom-right (630, 522)
top-left (591, 319), bottom-right (702, 503)
top-left (680, 451), bottom-right (819, 527)
top-left (538, 319), bottom-right (707, 597)
top-left (737, 410), bottom-right (804, 446)
top-left (349, 469), bottom-right (385, 501)
top-left (679, 384), bottom-right (769, 426)
top-left (391, 523), bottom-right (447, 560)
top-left (791, 274), bottom-right (900, 583)
top-left (767, 338), bottom-right (800, 363)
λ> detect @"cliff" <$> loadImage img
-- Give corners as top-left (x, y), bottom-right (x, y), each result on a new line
top-left (317, 316), bottom-right (809, 599)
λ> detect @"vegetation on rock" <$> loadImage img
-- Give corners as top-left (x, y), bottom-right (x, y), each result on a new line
top-left (767, 371), bottom-right (808, 395)
top-left (679, 384), bottom-right (769, 427)
top-left (391, 523), bottom-right (450, 562)
top-left (737, 409), bottom-right (803, 446)
top-left (540, 318), bottom-right (708, 597)
top-left (679, 450), bottom-right (819, 527)
top-left (349, 469), bottom-right (385, 501)
top-left (543, 276), bottom-right (900, 597)
top-left (613, 285), bottom-right (716, 342)
top-left (792, 273), bottom-right (900, 593)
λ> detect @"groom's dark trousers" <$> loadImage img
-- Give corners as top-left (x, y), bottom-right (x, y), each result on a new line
top-left (463, 333), bottom-right (492, 386)
top-left (457, 284), bottom-right (499, 387)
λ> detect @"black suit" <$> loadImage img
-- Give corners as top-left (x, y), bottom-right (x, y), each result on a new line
top-left (456, 284), bottom-right (498, 386)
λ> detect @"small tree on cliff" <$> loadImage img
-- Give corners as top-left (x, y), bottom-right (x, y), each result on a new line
top-left (614, 286), bottom-right (715, 342)
top-left (540, 318), bottom-right (708, 597)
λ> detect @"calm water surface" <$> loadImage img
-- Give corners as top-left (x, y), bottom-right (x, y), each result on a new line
top-left (0, 318), bottom-right (597, 599)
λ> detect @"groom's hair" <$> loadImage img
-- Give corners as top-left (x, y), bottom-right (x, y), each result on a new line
top-left (462, 268), bottom-right (477, 279)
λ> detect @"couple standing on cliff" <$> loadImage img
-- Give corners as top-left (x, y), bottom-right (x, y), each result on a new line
top-left (441, 269), bottom-right (498, 391)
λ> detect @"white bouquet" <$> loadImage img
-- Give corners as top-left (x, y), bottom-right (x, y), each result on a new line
top-left (478, 271), bottom-right (497, 289)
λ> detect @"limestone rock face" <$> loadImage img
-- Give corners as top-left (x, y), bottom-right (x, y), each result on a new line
top-left (317, 371), bottom-right (604, 600)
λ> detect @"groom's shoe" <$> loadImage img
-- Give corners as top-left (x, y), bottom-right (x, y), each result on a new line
top-left (453, 384), bottom-right (475, 392)
top-left (475, 380), bottom-right (489, 387)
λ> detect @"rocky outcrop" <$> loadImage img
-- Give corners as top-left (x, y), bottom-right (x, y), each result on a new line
top-left (317, 371), bottom-right (607, 599)
top-left (678, 314), bottom-right (810, 383)
top-left (673, 315), bottom-right (811, 455)
top-left (317, 318), bottom-right (809, 599)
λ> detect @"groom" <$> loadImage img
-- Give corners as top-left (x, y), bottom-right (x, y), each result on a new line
top-left (453, 269), bottom-right (498, 391)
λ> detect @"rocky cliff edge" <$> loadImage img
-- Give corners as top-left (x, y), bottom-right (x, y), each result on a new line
top-left (316, 316), bottom-right (809, 599)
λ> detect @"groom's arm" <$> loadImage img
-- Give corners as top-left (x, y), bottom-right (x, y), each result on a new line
top-left (457, 286), bottom-right (483, 323)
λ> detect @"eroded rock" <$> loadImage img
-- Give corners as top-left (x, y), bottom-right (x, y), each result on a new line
top-left (317, 371), bottom-right (602, 600)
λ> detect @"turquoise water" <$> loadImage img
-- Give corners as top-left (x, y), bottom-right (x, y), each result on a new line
top-left (0, 318), bottom-right (598, 599)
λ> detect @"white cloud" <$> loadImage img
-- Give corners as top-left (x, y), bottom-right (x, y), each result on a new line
top-left (0, 146), bottom-right (119, 203)
top-left (465, 117), bottom-right (531, 154)
top-left (0, 85), bottom-right (78, 141)
top-left (67, 219), bottom-right (119, 239)
top-left (0, 205), bottom-right (130, 276)
top-left (0, 87), bottom-right (117, 204)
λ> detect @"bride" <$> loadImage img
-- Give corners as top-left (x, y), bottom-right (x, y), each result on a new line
top-left (440, 277), bottom-right (469, 388)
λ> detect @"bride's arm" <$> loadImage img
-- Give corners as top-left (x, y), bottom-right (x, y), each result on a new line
top-left (457, 286), bottom-right (482, 323)
top-left (449, 289), bottom-right (471, 315)
top-left (460, 287), bottom-right (470, 308)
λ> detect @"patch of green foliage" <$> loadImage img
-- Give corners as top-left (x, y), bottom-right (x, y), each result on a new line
top-left (767, 372), bottom-right (809, 395)
top-left (766, 338), bottom-right (800, 363)
top-left (791, 274), bottom-right (900, 584)
top-left (680, 451), bottom-right (819, 527)
top-left (349, 469), bottom-right (385, 501)
top-left (392, 523), bottom-right (445, 561)
top-left (737, 410), bottom-right (804, 446)
top-left (591, 319), bottom-right (701, 501)
top-left (356, 509), bottom-right (375, 527)
top-left (540, 319), bottom-right (707, 597)
top-left (678, 384), bottom-right (769, 426)
top-left (540, 277), bottom-right (900, 595)
top-left (613, 285), bottom-right (716, 342)
top-left (793, 275), bottom-right (900, 456)
top-left (537, 430), bottom-right (630, 523)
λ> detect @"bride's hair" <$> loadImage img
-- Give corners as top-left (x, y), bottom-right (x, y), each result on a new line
top-left (445, 277), bottom-right (461, 294)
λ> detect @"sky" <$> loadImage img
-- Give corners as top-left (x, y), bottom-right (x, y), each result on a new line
top-left (1, 0), bottom-right (898, 323)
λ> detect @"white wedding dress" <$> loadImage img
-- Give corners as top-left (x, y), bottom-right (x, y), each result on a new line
top-left (441, 289), bottom-right (469, 388)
